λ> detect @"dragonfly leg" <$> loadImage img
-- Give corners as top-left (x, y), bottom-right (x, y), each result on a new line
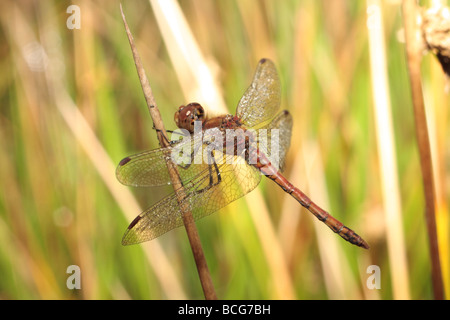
top-left (153, 126), bottom-right (190, 146)
top-left (175, 136), bottom-right (204, 170)
top-left (194, 151), bottom-right (222, 194)
top-left (151, 125), bottom-right (171, 145)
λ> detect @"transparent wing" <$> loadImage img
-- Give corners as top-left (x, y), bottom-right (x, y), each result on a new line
top-left (116, 131), bottom-right (208, 187)
top-left (259, 110), bottom-right (293, 172)
top-left (236, 58), bottom-right (281, 128)
top-left (122, 159), bottom-right (262, 245)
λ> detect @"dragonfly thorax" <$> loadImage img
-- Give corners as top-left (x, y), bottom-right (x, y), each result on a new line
top-left (203, 114), bottom-right (242, 131)
top-left (174, 102), bottom-right (206, 133)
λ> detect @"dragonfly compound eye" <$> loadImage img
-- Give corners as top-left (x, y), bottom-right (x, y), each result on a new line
top-left (188, 103), bottom-right (205, 121)
top-left (174, 103), bottom-right (205, 132)
top-left (174, 105), bottom-right (185, 129)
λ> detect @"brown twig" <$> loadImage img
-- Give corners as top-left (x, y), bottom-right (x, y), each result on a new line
top-left (402, 0), bottom-right (444, 300)
top-left (119, 4), bottom-right (217, 300)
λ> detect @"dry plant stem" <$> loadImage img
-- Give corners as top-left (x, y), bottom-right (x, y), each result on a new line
top-left (119, 4), bottom-right (217, 300)
top-left (402, 0), bottom-right (444, 300)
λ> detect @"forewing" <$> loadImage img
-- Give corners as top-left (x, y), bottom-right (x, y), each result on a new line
top-left (236, 59), bottom-right (281, 128)
top-left (116, 131), bottom-right (207, 187)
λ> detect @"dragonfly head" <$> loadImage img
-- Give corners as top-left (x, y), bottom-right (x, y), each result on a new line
top-left (174, 102), bottom-right (206, 133)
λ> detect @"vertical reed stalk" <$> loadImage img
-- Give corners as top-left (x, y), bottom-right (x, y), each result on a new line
top-left (401, 0), bottom-right (444, 300)
top-left (367, 0), bottom-right (410, 299)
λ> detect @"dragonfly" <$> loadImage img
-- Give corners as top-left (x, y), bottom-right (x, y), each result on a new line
top-left (116, 58), bottom-right (369, 249)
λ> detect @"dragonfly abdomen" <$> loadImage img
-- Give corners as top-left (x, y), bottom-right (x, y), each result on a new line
top-left (255, 155), bottom-right (369, 249)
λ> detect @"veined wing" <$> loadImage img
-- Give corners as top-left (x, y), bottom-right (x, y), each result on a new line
top-left (257, 110), bottom-right (293, 172)
top-left (236, 58), bottom-right (281, 129)
top-left (116, 131), bottom-right (207, 187)
top-left (122, 159), bottom-right (262, 245)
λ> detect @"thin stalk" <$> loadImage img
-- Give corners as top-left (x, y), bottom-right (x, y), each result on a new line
top-left (367, 0), bottom-right (410, 299)
top-left (120, 4), bottom-right (217, 300)
top-left (401, 0), bottom-right (444, 300)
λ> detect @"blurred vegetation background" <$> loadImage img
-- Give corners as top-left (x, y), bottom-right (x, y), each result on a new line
top-left (0, 0), bottom-right (448, 299)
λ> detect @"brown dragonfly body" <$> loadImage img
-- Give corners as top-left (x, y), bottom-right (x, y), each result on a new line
top-left (256, 152), bottom-right (368, 248)
top-left (117, 58), bottom-right (369, 249)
